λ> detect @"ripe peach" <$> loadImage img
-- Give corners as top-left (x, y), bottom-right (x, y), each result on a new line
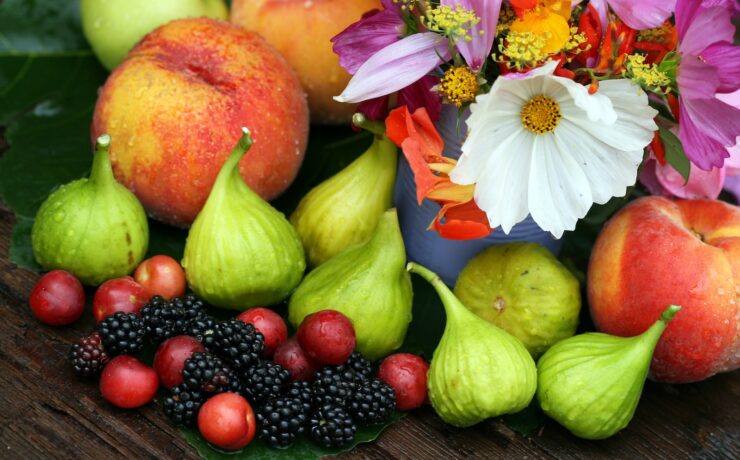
top-left (588, 196), bottom-right (739, 383)
top-left (92, 18), bottom-right (309, 227)
top-left (231, 0), bottom-right (381, 124)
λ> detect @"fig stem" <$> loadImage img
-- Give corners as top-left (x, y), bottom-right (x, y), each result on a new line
top-left (407, 262), bottom-right (463, 318)
top-left (90, 133), bottom-right (115, 187)
top-left (659, 304), bottom-right (681, 323)
top-left (352, 113), bottom-right (386, 136)
top-left (216, 127), bottom-right (254, 184)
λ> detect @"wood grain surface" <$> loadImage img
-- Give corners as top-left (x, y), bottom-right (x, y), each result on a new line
top-left (0, 205), bottom-right (738, 460)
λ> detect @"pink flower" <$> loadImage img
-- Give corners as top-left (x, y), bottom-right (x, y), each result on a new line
top-left (441, 0), bottom-right (502, 71)
top-left (331, 1), bottom-right (406, 75)
top-left (675, 0), bottom-right (740, 171)
top-left (589, 0), bottom-right (675, 31)
top-left (358, 75), bottom-right (443, 122)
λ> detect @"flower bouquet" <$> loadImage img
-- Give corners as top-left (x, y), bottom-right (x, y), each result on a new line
top-left (331, 0), bottom-right (740, 279)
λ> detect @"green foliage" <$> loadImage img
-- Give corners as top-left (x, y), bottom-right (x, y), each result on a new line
top-left (659, 127), bottom-right (691, 184)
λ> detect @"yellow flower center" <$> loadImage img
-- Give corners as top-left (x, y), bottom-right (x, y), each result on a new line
top-left (498, 31), bottom-right (549, 70)
top-left (423, 3), bottom-right (481, 41)
top-left (624, 54), bottom-right (671, 88)
top-left (439, 66), bottom-right (479, 107)
top-left (520, 95), bottom-right (561, 134)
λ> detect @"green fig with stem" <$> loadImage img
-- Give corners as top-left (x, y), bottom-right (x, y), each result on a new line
top-left (289, 208), bottom-right (412, 361)
top-left (182, 128), bottom-right (305, 309)
top-left (536, 304), bottom-right (682, 440)
top-left (32, 134), bottom-right (148, 285)
top-left (290, 113), bottom-right (397, 267)
top-left (407, 262), bottom-right (537, 428)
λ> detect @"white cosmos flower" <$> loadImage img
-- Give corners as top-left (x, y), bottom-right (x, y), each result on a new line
top-left (450, 61), bottom-right (658, 238)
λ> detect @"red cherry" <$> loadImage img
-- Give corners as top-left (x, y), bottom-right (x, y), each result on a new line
top-left (29, 270), bottom-right (85, 326)
top-left (93, 277), bottom-right (148, 323)
top-left (134, 255), bottom-right (186, 300)
top-left (296, 310), bottom-right (356, 365)
top-left (236, 308), bottom-right (288, 357)
top-left (273, 337), bottom-right (320, 382)
top-left (153, 335), bottom-right (205, 389)
top-left (378, 353), bottom-right (429, 411)
top-left (100, 356), bottom-right (159, 409)
top-left (198, 393), bottom-right (256, 450)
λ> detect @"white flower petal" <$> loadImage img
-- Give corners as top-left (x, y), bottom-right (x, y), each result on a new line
top-left (453, 117), bottom-right (521, 184)
top-left (553, 76), bottom-right (617, 124)
top-left (527, 134), bottom-right (593, 238)
top-left (473, 129), bottom-right (534, 233)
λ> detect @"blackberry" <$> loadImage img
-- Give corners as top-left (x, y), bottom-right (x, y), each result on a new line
top-left (98, 312), bottom-right (145, 355)
top-left (182, 352), bottom-right (240, 395)
top-left (184, 316), bottom-right (219, 349)
top-left (257, 396), bottom-right (308, 448)
top-left (141, 294), bottom-right (207, 342)
top-left (163, 384), bottom-right (204, 426)
top-left (241, 361), bottom-right (291, 406)
top-left (309, 404), bottom-right (357, 448)
top-left (349, 379), bottom-right (396, 425)
top-left (68, 332), bottom-right (110, 377)
top-left (312, 366), bottom-right (357, 408)
top-left (345, 352), bottom-right (373, 380)
top-left (285, 380), bottom-right (313, 413)
top-left (210, 319), bottom-right (264, 370)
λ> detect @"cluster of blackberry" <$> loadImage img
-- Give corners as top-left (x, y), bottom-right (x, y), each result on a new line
top-left (257, 352), bottom-right (396, 449)
top-left (68, 294), bottom-right (396, 449)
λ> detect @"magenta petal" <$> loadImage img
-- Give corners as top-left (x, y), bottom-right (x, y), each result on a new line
top-left (589, 0), bottom-right (609, 33)
top-left (358, 97), bottom-right (390, 121)
top-left (398, 75), bottom-right (442, 121)
top-left (331, 8), bottom-right (405, 75)
top-left (702, 43), bottom-right (740, 94)
top-left (639, 158), bottom-right (672, 197)
top-left (677, 56), bottom-right (720, 99)
top-left (655, 159), bottom-right (725, 199)
top-left (606, 0), bottom-right (675, 30)
top-left (676, 1), bottom-right (735, 55)
top-left (678, 99), bottom-right (738, 170)
top-left (335, 33), bottom-right (450, 103)
top-left (441, 0), bottom-right (501, 71)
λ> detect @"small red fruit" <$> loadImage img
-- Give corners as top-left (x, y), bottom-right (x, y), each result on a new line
top-left (297, 310), bottom-right (356, 365)
top-left (93, 276), bottom-right (148, 323)
top-left (198, 392), bottom-right (256, 451)
top-left (29, 270), bottom-right (85, 326)
top-left (154, 335), bottom-right (205, 389)
top-left (100, 355), bottom-right (159, 409)
top-left (273, 337), bottom-right (320, 382)
top-left (237, 308), bottom-right (288, 357)
top-left (378, 353), bottom-right (429, 411)
top-left (134, 255), bottom-right (186, 300)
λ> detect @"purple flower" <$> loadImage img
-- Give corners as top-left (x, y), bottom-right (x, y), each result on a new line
top-left (675, 0), bottom-right (740, 170)
top-left (331, 1), bottom-right (406, 75)
top-left (589, 0), bottom-right (675, 31)
top-left (334, 1), bottom-right (500, 104)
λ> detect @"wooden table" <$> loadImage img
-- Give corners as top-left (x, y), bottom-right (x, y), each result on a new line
top-left (0, 205), bottom-right (737, 460)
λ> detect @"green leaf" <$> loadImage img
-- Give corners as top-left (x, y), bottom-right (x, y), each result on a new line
top-left (0, 0), bottom-right (89, 54)
top-left (659, 127), bottom-right (691, 185)
top-left (180, 412), bottom-right (404, 460)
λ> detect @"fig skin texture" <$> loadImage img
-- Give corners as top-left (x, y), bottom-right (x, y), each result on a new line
top-left (454, 242), bottom-right (581, 357)
top-left (537, 305), bottom-right (681, 440)
top-left (408, 263), bottom-right (537, 428)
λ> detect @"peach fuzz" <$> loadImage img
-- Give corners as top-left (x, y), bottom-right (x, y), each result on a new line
top-left (588, 196), bottom-right (739, 383)
top-left (231, 0), bottom-right (381, 124)
top-left (92, 18), bottom-right (309, 227)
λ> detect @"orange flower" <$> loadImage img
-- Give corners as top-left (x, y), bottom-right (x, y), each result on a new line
top-left (385, 106), bottom-right (492, 240)
top-left (509, 0), bottom-right (571, 54)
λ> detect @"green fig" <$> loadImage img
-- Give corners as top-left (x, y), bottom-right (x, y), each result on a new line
top-left (290, 113), bottom-right (397, 267)
top-left (408, 262), bottom-right (537, 428)
top-left (454, 243), bottom-right (581, 357)
top-left (32, 134), bottom-right (148, 285)
top-left (288, 209), bottom-right (412, 361)
top-left (182, 128), bottom-right (305, 309)
top-left (536, 305), bottom-right (682, 440)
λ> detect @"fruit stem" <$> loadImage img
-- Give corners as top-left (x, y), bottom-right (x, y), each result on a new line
top-left (212, 127), bottom-right (254, 190)
top-left (352, 113), bottom-right (386, 136)
top-left (660, 304), bottom-right (681, 323)
top-left (89, 134), bottom-right (115, 187)
top-left (640, 304), bottom-right (682, 349)
top-left (407, 262), bottom-right (464, 318)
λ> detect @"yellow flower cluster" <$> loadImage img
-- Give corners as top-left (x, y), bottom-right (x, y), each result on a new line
top-left (562, 26), bottom-right (587, 52)
top-left (422, 2), bottom-right (481, 42)
top-left (392, 0), bottom-right (417, 11)
top-left (624, 54), bottom-right (671, 89)
top-left (496, 4), bottom-right (517, 35)
top-left (637, 24), bottom-right (673, 43)
top-left (438, 66), bottom-right (480, 107)
top-left (498, 31), bottom-right (549, 69)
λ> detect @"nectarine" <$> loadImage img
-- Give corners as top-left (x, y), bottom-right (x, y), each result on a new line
top-left (231, 0), bottom-right (381, 124)
top-left (588, 196), bottom-right (739, 383)
top-left (92, 18), bottom-right (309, 227)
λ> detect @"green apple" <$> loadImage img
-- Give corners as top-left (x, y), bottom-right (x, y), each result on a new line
top-left (80, 0), bottom-right (228, 70)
